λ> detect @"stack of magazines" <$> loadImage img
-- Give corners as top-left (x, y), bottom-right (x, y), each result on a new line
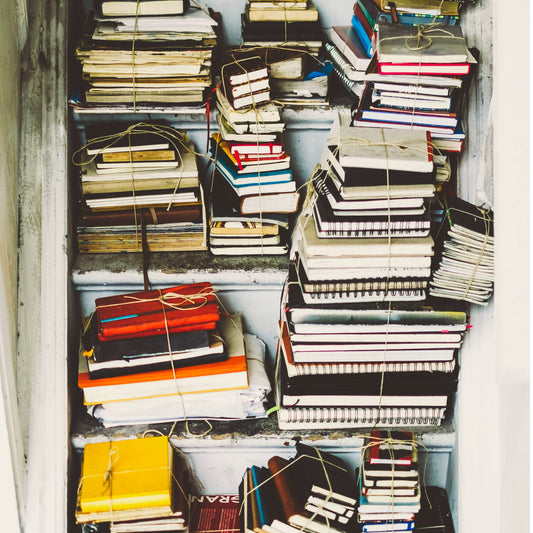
top-left (78, 283), bottom-right (271, 427)
top-left (72, 1), bottom-right (218, 109)
top-left (74, 122), bottom-right (208, 253)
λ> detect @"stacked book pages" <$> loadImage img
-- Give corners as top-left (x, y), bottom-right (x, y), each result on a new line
top-left (430, 196), bottom-right (494, 305)
top-left (358, 430), bottom-right (421, 532)
top-left (76, 435), bottom-right (189, 531)
top-left (78, 283), bottom-right (271, 427)
top-left (353, 19), bottom-right (475, 155)
top-left (240, 442), bottom-right (357, 533)
top-left (72, 1), bottom-right (218, 109)
top-left (74, 122), bottom-right (207, 253)
top-left (208, 54), bottom-right (300, 256)
top-left (274, 126), bottom-right (469, 430)
top-left (241, 0), bottom-right (323, 56)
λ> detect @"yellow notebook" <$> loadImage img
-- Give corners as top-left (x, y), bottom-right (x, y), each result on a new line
top-left (79, 436), bottom-right (173, 514)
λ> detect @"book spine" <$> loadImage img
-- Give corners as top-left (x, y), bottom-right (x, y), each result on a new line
top-left (267, 456), bottom-right (303, 523)
top-left (351, 14), bottom-right (373, 57)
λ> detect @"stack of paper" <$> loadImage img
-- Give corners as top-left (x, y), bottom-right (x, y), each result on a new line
top-left (74, 122), bottom-right (207, 253)
top-left (78, 284), bottom-right (271, 427)
top-left (76, 436), bottom-right (189, 530)
top-left (357, 430), bottom-right (421, 531)
top-left (429, 197), bottom-right (494, 305)
top-left (73, 5), bottom-right (218, 109)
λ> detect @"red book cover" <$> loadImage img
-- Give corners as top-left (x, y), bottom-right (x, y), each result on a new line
top-left (96, 282), bottom-right (216, 321)
top-left (95, 283), bottom-right (219, 341)
top-left (97, 311), bottom-right (219, 342)
top-left (368, 430), bottom-right (416, 465)
top-left (189, 495), bottom-right (240, 533)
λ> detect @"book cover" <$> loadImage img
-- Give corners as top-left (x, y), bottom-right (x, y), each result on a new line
top-left (78, 436), bottom-right (173, 514)
top-left (376, 22), bottom-right (468, 64)
top-left (189, 495), bottom-right (240, 533)
top-left (334, 126), bottom-right (433, 173)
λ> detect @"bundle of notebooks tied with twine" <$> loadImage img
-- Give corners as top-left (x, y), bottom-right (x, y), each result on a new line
top-left (73, 2), bottom-right (218, 109)
top-left (240, 442), bottom-right (358, 533)
top-left (76, 436), bottom-right (190, 531)
top-left (78, 282), bottom-right (271, 427)
top-left (430, 196), bottom-right (494, 305)
top-left (208, 52), bottom-right (300, 256)
top-left (73, 121), bottom-right (207, 255)
top-left (274, 123), bottom-right (469, 430)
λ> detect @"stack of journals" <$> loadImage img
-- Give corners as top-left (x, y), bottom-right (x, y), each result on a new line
top-left (74, 122), bottom-right (207, 253)
top-left (294, 126), bottom-right (437, 297)
top-left (73, 2), bottom-right (218, 108)
top-left (352, 20), bottom-right (474, 154)
top-left (241, 0), bottom-right (323, 56)
top-left (430, 197), bottom-right (494, 305)
top-left (357, 430), bottom-right (421, 532)
top-left (208, 60), bottom-right (299, 256)
top-left (274, 125), bottom-right (470, 430)
top-left (76, 436), bottom-right (189, 530)
top-left (78, 284), bottom-right (271, 427)
top-left (240, 443), bottom-right (357, 533)
top-left (352, 0), bottom-right (461, 61)
top-left (224, 46), bottom-right (331, 106)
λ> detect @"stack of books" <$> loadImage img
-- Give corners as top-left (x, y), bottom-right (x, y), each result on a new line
top-left (240, 442), bottom-right (357, 533)
top-left (353, 21), bottom-right (475, 154)
top-left (73, 2), bottom-right (218, 109)
top-left (224, 45), bottom-right (330, 106)
top-left (76, 435), bottom-right (189, 531)
top-left (352, 0), bottom-right (461, 60)
top-left (241, 0), bottom-right (323, 56)
top-left (74, 122), bottom-right (207, 253)
top-left (274, 126), bottom-right (469, 430)
top-left (78, 284), bottom-right (271, 427)
top-left (208, 56), bottom-right (299, 256)
top-left (295, 126), bottom-right (437, 297)
top-left (430, 197), bottom-right (494, 305)
top-left (358, 430), bottom-right (421, 532)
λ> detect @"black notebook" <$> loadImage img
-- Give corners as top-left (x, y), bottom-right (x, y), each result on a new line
top-left (415, 486), bottom-right (455, 532)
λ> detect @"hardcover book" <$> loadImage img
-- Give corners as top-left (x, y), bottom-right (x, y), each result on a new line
top-left (78, 436), bottom-right (173, 514)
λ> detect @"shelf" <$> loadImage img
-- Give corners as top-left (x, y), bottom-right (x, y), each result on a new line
top-left (72, 251), bottom-right (290, 288)
top-left (71, 413), bottom-right (455, 452)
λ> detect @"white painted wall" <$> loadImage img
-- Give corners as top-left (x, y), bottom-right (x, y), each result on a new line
top-left (0, 0), bottom-right (26, 530)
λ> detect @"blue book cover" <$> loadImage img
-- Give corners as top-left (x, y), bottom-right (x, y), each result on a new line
top-left (215, 156), bottom-right (293, 188)
top-left (351, 14), bottom-right (372, 57)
